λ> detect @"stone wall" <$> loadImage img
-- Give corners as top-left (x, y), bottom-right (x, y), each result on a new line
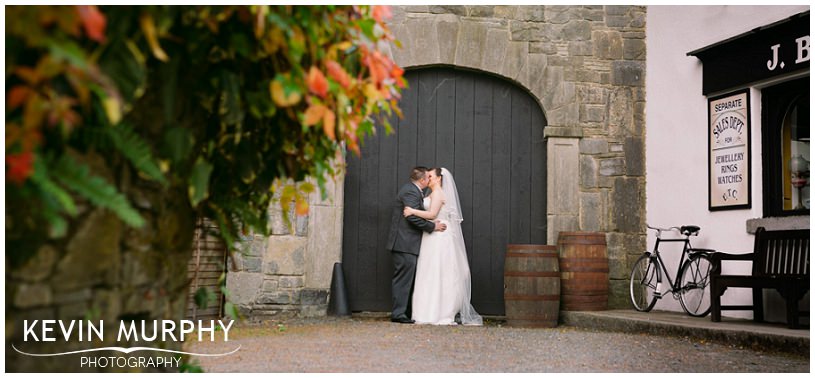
top-left (229, 5), bottom-right (648, 316)
top-left (225, 173), bottom-right (344, 320)
top-left (385, 5), bottom-right (647, 309)
top-left (6, 150), bottom-right (196, 372)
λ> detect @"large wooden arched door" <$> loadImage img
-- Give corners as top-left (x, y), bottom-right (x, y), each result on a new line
top-left (342, 66), bottom-right (547, 315)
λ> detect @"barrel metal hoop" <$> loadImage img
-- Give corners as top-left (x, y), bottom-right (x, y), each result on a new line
top-left (504, 271), bottom-right (561, 277)
top-left (504, 294), bottom-right (561, 301)
top-left (505, 252), bottom-right (559, 258)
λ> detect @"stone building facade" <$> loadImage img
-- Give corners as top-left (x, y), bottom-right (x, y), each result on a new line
top-left (226, 5), bottom-right (648, 318)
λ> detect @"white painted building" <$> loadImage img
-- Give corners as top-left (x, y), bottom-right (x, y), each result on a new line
top-left (646, 6), bottom-right (809, 322)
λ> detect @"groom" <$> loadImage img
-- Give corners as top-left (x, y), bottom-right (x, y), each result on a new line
top-left (386, 166), bottom-right (446, 324)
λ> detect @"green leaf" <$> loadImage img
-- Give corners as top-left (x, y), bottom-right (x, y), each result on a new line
top-left (220, 71), bottom-right (244, 126)
top-left (223, 302), bottom-right (240, 320)
top-left (159, 53), bottom-right (180, 125)
top-left (107, 123), bottom-right (167, 184)
top-left (98, 37), bottom-right (147, 104)
top-left (29, 157), bottom-right (76, 238)
top-left (46, 37), bottom-right (88, 69)
top-left (299, 181), bottom-right (315, 194)
top-left (161, 127), bottom-right (194, 166)
top-left (179, 360), bottom-right (205, 373)
top-left (30, 157), bottom-right (77, 216)
top-left (188, 159), bottom-right (213, 207)
top-left (53, 154), bottom-right (145, 228)
top-left (229, 33), bottom-right (251, 58)
top-left (246, 89), bottom-right (275, 119)
top-left (359, 119), bottom-right (374, 135)
top-left (357, 19), bottom-right (376, 40)
top-left (266, 12), bottom-right (291, 31)
top-left (209, 204), bottom-right (237, 251)
top-left (193, 287), bottom-right (216, 309)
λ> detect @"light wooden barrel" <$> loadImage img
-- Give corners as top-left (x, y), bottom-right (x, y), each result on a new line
top-left (504, 244), bottom-right (560, 327)
top-left (558, 232), bottom-right (608, 311)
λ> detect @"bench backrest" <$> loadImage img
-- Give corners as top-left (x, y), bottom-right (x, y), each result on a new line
top-left (752, 227), bottom-right (810, 278)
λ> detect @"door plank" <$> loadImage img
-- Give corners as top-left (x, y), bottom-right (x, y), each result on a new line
top-left (489, 80), bottom-right (512, 315)
top-left (417, 70), bottom-right (438, 164)
top-left (454, 72), bottom-right (475, 262)
top-left (511, 92), bottom-right (532, 244)
top-left (471, 74), bottom-right (493, 310)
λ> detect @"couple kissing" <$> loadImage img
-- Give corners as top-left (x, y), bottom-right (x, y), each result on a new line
top-left (385, 166), bottom-right (482, 326)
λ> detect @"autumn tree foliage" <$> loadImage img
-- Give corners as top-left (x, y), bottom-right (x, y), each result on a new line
top-left (6, 5), bottom-right (404, 259)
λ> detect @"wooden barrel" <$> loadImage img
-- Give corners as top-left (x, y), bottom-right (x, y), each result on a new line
top-left (558, 232), bottom-right (608, 311)
top-left (504, 244), bottom-right (560, 327)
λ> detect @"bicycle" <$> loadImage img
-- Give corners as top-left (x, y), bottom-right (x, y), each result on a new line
top-left (629, 225), bottom-right (715, 317)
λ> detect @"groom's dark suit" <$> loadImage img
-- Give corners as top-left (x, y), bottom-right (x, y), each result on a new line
top-left (386, 182), bottom-right (436, 321)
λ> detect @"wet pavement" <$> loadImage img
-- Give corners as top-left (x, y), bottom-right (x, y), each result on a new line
top-left (184, 312), bottom-right (809, 373)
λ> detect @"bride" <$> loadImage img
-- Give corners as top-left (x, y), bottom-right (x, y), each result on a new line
top-left (403, 167), bottom-right (483, 326)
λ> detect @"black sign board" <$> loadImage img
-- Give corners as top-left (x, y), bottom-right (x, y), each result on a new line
top-left (688, 11), bottom-right (809, 95)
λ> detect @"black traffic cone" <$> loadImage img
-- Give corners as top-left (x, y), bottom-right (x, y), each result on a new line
top-left (327, 262), bottom-right (350, 317)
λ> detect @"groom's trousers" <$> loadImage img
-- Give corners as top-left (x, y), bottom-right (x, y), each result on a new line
top-left (390, 251), bottom-right (418, 319)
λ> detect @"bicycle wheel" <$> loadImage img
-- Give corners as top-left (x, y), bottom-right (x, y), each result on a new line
top-left (629, 254), bottom-right (658, 312)
top-left (678, 253), bottom-right (713, 317)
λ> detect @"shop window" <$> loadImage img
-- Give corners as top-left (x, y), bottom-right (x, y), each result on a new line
top-left (762, 77), bottom-right (810, 216)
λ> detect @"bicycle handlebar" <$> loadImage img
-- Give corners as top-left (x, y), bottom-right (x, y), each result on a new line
top-left (647, 224), bottom-right (700, 237)
top-left (647, 225), bottom-right (680, 232)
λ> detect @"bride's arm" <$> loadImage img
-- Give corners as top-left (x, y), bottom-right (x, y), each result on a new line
top-left (403, 191), bottom-right (444, 220)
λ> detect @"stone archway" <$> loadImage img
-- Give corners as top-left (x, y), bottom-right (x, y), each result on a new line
top-left (341, 66), bottom-right (547, 314)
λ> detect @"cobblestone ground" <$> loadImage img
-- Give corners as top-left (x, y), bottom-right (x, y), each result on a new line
top-left (185, 317), bottom-right (809, 373)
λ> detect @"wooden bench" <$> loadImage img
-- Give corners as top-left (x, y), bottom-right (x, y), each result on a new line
top-left (710, 227), bottom-right (810, 329)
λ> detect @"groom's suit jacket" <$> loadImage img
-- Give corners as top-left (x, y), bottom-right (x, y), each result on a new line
top-left (386, 182), bottom-right (436, 255)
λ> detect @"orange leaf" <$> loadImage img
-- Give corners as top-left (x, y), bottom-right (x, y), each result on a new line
top-left (7, 86), bottom-right (31, 110)
top-left (5, 123), bottom-right (21, 149)
top-left (15, 67), bottom-right (40, 85)
top-left (306, 66), bottom-right (329, 98)
top-left (372, 6), bottom-right (392, 23)
top-left (295, 198), bottom-right (309, 216)
top-left (303, 104), bottom-right (327, 126)
top-left (323, 109), bottom-right (336, 141)
top-left (390, 64), bottom-right (404, 80)
top-left (76, 5), bottom-right (106, 43)
top-left (326, 60), bottom-right (351, 88)
top-left (346, 133), bottom-right (360, 156)
top-left (366, 51), bottom-right (391, 86)
top-left (6, 151), bottom-right (34, 185)
top-left (22, 94), bottom-right (45, 130)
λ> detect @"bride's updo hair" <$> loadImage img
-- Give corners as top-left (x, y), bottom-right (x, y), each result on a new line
top-left (433, 167), bottom-right (443, 186)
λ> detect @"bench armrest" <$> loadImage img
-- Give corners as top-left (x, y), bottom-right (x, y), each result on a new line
top-left (710, 252), bottom-right (754, 276)
top-left (710, 251), bottom-right (754, 262)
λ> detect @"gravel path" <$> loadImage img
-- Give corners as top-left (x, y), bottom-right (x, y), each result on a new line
top-left (185, 317), bottom-right (809, 373)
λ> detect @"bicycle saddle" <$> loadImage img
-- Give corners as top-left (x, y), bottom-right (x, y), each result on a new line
top-left (680, 225), bottom-right (700, 235)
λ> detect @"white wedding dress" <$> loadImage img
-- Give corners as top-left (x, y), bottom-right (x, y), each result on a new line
top-left (411, 169), bottom-right (483, 326)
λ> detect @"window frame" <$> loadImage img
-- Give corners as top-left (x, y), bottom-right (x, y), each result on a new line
top-left (761, 77), bottom-right (810, 217)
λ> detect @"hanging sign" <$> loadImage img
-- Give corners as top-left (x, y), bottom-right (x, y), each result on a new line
top-left (709, 89), bottom-right (751, 211)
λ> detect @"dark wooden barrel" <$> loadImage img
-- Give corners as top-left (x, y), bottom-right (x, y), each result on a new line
top-left (504, 244), bottom-right (560, 327)
top-left (558, 232), bottom-right (608, 311)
